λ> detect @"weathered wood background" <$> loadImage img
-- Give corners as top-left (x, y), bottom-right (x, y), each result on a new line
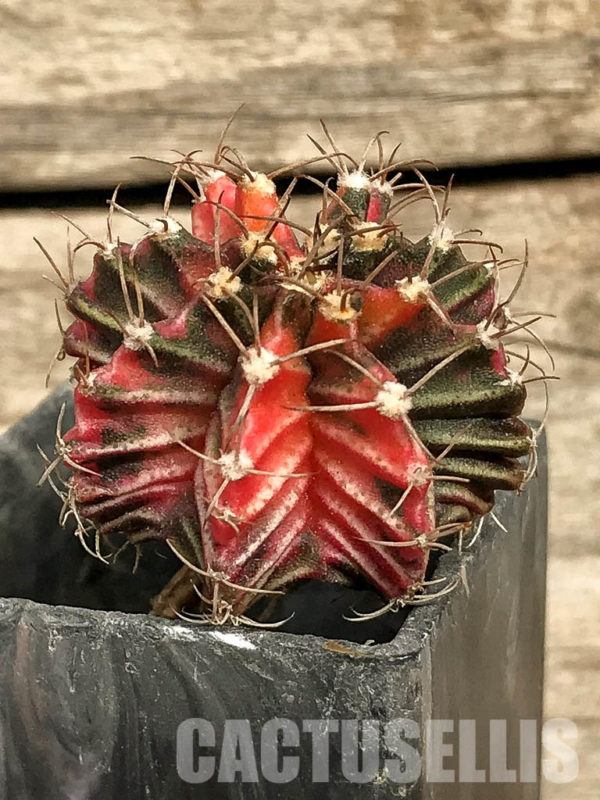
top-left (1, 0), bottom-right (600, 189)
top-left (0, 2), bottom-right (598, 797)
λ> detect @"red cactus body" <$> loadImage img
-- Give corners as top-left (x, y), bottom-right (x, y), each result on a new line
top-left (43, 133), bottom-right (534, 621)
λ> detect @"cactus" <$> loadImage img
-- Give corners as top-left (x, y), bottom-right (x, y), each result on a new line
top-left (38, 124), bottom-right (544, 624)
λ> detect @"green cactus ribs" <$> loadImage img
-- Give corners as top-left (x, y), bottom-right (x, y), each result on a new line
top-left (37, 121), bottom-right (550, 625)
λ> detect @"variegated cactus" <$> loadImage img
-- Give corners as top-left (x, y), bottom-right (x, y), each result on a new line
top-left (39, 124), bottom-right (543, 625)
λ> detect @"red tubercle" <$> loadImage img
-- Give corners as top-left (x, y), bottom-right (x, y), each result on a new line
top-left (63, 388), bottom-right (113, 448)
top-left (491, 345), bottom-right (508, 374)
top-left (269, 220), bottom-right (304, 260)
top-left (71, 441), bottom-right (204, 504)
top-left (236, 175), bottom-right (278, 233)
top-left (236, 174), bottom-right (304, 259)
top-left (191, 173), bottom-right (242, 245)
top-left (94, 348), bottom-right (161, 394)
top-left (359, 286), bottom-right (426, 348)
top-left (63, 319), bottom-right (110, 363)
top-left (192, 171), bottom-right (304, 263)
top-left (305, 306), bottom-right (356, 348)
top-left (199, 297), bottom-right (313, 546)
top-left (304, 283), bottom-right (425, 352)
top-left (366, 187), bottom-right (390, 224)
top-left (65, 400), bottom-right (210, 461)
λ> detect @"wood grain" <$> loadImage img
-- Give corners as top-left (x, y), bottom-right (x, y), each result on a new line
top-left (0, 174), bottom-right (598, 798)
top-left (545, 555), bottom-right (600, 799)
top-left (1, 0), bottom-right (600, 189)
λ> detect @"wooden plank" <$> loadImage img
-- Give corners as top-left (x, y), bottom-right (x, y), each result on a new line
top-left (1, 0), bottom-right (600, 189)
top-left (543, 555), bottom-right (600, 800)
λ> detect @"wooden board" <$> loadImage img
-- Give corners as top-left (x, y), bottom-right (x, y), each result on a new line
top-left (545, 554), bottom-right (600, 800)
top-left (1, 0), bottom-right (600, 190)
top-left (0, 174), bottom-right (599, 798)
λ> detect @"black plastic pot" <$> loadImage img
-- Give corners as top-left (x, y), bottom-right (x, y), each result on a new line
top-left (0, 388), bottom-right (547, 799)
